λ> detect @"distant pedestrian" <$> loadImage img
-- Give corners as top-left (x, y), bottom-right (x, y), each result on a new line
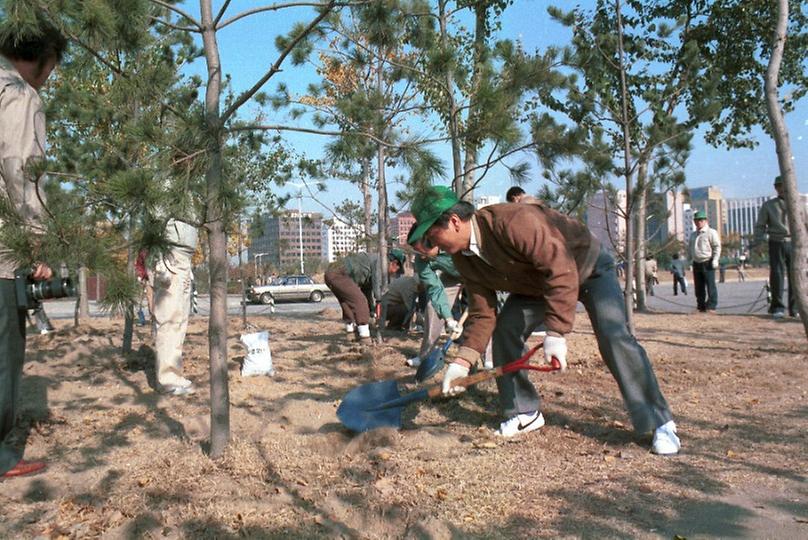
top-left (644, 255), bottom-right (658, 297)
top-left (754, 176), bottom-right (796, 319)
top-left (736, 256), bottom-right (747, 282)
top-left (688, 211), bottom-right (721, 313)
top-left (670, 253), bottom-right (687, 296)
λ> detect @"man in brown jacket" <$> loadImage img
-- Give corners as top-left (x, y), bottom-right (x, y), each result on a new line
top-left (408, 186), bottom-right (679, 454)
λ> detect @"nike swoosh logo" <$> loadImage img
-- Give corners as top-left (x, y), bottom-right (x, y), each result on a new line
top-left (518, 415), bottom-right (540, 431)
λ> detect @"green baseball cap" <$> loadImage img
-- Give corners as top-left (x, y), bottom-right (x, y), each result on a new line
top-left (388, 248), bottom-right (406, 266)
top-left (693, 210), bottom-right (707, 220)
top-left (407, 186), bottom-right (459, 244)
top-left (774, 175), bottom-right (783, 185)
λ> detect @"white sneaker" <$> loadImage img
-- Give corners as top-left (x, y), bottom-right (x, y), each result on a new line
top-left (772, 310), bottom-right (786, 320)
top-left (495, 411), bottom-right (544, 437)
top-left (651, 420), bottom-right (680, 455)
top-left (159, 377), bottom-right (195, 396)
top-left (405, 356), bottom-right (422, 368)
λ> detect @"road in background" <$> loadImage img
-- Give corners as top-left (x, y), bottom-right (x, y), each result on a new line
top-left (40, 277), bottom-right (777, 321)
top-left (42, 295), bottom-right (340, 320)
top-left (643, 277), bottom-right (771, 315)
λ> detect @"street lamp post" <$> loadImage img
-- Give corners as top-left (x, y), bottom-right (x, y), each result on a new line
top-left (297, 191), bottom-right (304, 274)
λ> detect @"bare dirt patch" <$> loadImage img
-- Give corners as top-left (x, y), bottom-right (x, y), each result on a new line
top-left (1, 308), bottom-right (806, 538)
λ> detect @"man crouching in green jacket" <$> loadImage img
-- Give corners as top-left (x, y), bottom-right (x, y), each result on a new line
top-left (408, 186), bottom-right (679, 454)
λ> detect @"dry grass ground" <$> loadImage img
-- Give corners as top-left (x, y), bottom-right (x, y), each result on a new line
top-left (0, 306), bottom-right (806, 539)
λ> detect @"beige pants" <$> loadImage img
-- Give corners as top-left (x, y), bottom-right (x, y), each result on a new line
top-left (152, 250), bottom-right (193, 387)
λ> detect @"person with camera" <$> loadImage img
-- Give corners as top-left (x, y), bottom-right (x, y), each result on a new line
top-left (0, 23), bottom-right (67, 479)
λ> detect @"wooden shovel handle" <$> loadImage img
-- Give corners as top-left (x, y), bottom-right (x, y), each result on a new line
top-left (425, 342), bottom-right (560, 399)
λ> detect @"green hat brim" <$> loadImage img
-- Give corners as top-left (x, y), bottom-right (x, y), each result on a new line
top-left (408, 198), bottom-right (458, 244)
top-left (407, 220), bottom-right (433, 245)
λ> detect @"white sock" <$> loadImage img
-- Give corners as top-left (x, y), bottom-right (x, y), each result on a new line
top-left (345, 322), bottom-right (356, 333)
top-left (357, 324), bottom-right (371, 338)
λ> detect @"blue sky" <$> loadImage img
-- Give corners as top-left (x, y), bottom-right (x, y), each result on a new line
top-left (178, 0), bottom-right (807, 211)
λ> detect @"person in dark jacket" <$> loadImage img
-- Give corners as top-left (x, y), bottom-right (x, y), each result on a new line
top-left (325, 250), bottom-right (404, 342)
top-left (669, 253), bottom-right (687, 296)
top-left (754, 176), bottom-right (796, 318)
top-left (408, 186), bottom-right (679, 454)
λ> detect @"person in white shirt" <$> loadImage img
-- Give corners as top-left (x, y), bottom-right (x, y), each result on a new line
top-left (0, 21), bottom-right (66, 479)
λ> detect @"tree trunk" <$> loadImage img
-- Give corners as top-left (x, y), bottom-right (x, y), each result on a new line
top-left (438, 0), bottom-right (462, 186)
top-left (361, 157), bottom-right (373, 250)
top-left (201, 0), bottom-right (230, 458)
top-left (376, 55), bottom-right (389, 285)
top-left (635, 160), bottom-right (649, 312)
top-left (77, 265), bottom-right (90, 321)
top-left (616, 0), bottom-right (635, 333)
top-left (239, 216), bottom-right (246, 327)
top-left (122, 215), bottom-right (136, 354)
top-left (764, 0), bottom-right (808, 336)
top-left (460, 3), bottom-right (488, 201)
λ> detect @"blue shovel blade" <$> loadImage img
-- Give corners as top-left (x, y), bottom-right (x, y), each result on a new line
top-left (337, 380), bottom-right (431, 433)
top-left (415, 339), bottom-right (452, 383)
top-left (337, 380), bottom-right (403, 432)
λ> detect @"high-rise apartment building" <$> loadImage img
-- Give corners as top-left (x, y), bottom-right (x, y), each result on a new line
top-left (688, 186), bottom-right (726, 235)
top-left (389, 211), bottom-right (416, 246)
top-left (250, 210), bottom-right (325, 271)
top-left (646, 190), bottom-right (687, 245)
top-left (475, 195), bottom-right (502, 208)
top-left (585, 190), bottom-right (627, 256)
top-left (724, 196), bottom-right (768, 247)
top-left (683, 203), bottom-right (694, 245)
top-left (323, 217), bottom-right (362, 262)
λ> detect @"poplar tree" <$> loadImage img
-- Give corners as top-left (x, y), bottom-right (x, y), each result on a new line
top-left (535, 0), bottom-right (712, 321)
top-left (670, 0), bottom-right (808, 333)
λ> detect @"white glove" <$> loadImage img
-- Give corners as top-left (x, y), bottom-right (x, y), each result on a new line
top-left (441, 362), bottom-right (470, 396)
top-left (445, 319), bottom-right (463, 341)
top-left (543, 334), bottom-right (568, 371)
top-left (712, 260), bottom-right (719, 269)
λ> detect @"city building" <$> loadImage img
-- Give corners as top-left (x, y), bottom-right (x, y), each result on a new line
top-left (646, 190), bottom-right (687, 246)
top-left (322, 217), bottom-right (362, 262)
top-left (585, 189), bottom-right (626, 256)
top-left (250, 210), bottom-right (325, 272)
top-left (389, 211), bottom-right (416, 246)
top-left (475, 195), bottom-right (501, 208)
top-left (688, 186), bottom-right (726, 235)
top-left (724, 196), bottom-right (768, 249)
top-left (683, 203), bottom-right (694, 245)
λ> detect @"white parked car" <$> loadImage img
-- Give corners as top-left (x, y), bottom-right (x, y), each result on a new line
top-left (247, 275), bottom-right (330, 304)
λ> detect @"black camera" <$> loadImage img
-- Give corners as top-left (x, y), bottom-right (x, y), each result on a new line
top-left (14, 268), bottom-right (77, 310)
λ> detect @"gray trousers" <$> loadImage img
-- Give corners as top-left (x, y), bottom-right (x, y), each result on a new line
top-left (492, 251), bottom-right (673, 433)
top-left (0, 279), bottom-right (26, 474)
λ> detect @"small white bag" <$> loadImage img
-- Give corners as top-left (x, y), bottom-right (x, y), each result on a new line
top-left (240, 330), bottom-right (274, 377)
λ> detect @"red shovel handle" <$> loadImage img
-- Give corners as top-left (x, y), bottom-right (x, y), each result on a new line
top-left (426, 341), bottom-right (561, 399)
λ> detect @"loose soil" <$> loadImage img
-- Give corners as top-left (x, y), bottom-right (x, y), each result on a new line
top-left (1, 304), bottom-right (806, 539)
